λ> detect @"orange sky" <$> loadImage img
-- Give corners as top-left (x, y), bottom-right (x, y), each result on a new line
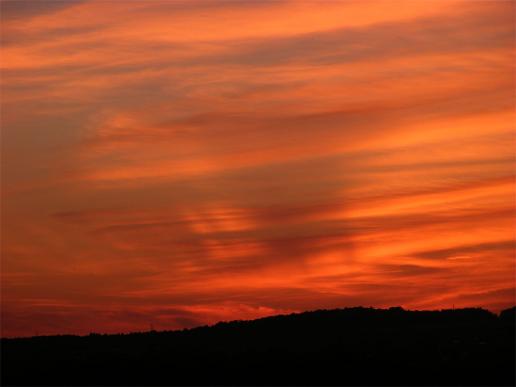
top-left (1, 0), bottom-right (515, 337)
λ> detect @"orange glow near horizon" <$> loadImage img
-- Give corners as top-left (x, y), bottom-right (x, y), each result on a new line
top-left (1, 0), bottom-right (515, 337)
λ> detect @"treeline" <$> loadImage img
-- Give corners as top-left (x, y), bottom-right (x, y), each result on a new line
top-left (1, 306), bottom-right (515, 385)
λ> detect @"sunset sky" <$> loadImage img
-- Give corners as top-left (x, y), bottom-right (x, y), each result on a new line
top-left (1, 0), bottom-right (515, 337)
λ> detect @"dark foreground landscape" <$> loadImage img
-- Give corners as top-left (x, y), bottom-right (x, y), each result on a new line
top-left (1, 306), bottom-right (515, 386)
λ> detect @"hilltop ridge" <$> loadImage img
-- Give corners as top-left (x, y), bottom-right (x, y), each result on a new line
top-left (2, 306), bottom-right (515, 386)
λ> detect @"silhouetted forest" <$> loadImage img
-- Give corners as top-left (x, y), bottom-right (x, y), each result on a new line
top-left (1, 306), bottom-right (515, 386)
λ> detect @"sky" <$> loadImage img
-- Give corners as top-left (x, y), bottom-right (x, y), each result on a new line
top-left (0, 0), bottom-right (515, 337)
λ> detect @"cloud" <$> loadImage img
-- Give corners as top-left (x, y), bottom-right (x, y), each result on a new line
top-left (1, 0), bottom-right (514, 337)
top-left (198, 4), bottom-right (514, 67)
top-left (0, 0), bottom-right (85, 20)
top-left (414, 240), bottom-right (515, 260)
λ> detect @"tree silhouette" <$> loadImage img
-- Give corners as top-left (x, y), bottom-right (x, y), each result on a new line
top-left (1, 306), bottom-right (514, 386)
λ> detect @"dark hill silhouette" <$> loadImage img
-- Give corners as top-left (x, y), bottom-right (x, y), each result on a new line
top-left (1, 306), bottom-right (515, 386)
